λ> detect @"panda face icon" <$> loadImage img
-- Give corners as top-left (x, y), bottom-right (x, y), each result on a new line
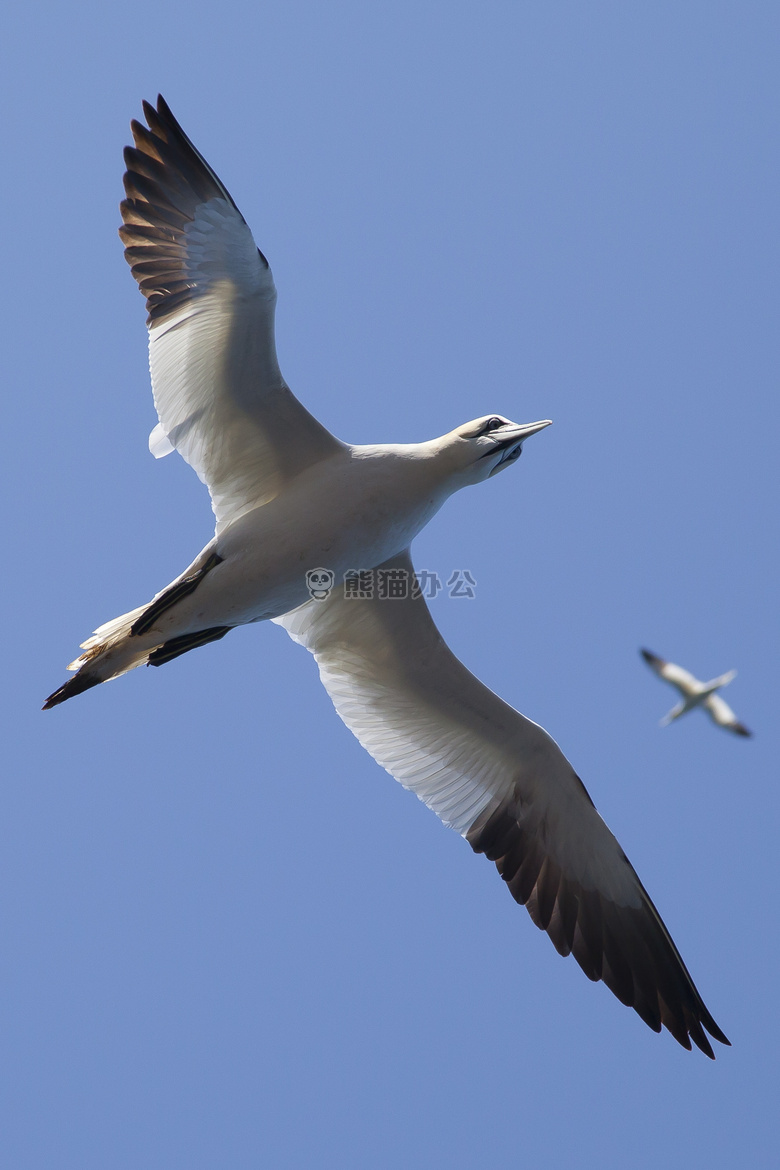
top-left (305, 567), bottom-right (335, 600)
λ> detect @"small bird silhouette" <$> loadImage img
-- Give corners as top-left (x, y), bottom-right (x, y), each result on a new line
top-left (641, 649), bottom-right (751, 737)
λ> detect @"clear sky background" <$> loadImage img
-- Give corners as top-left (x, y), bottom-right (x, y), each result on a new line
top-left (3, 2), bottom-right (778, 1166)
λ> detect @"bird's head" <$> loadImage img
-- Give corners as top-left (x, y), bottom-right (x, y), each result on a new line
top-left (436, 415), bottom-right (552, 488)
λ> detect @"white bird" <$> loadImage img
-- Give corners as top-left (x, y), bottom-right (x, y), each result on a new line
top-left (45, 97), bottom-right (729, 1057)
top-left (641, 649), bottom-right (751, 737)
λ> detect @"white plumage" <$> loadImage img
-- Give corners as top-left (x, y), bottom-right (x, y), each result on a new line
top-left (641, 649), bottom-right (751, 737)
top-left (45, 97), bottom-right (730, 1057)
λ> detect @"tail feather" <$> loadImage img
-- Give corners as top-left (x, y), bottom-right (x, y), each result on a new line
top-left (43, 671), bottom-right (102, 710)
top-left (69, 603), bottom-right (149, 670)
top-left (44, 607), bottom-right (236, 710)
top-left (44, 604), bottom-right (159, 710)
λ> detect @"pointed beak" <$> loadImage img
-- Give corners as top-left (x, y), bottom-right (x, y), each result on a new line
top-left (486, 418), bottom-right (552, 475)
top-left (496, 419), bottom-right (553, 444)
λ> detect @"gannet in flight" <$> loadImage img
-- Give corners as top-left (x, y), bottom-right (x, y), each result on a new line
top-left (44, 97), bottom-right (729, 1057)
top-left (641, 649), bottom-right (751, 737)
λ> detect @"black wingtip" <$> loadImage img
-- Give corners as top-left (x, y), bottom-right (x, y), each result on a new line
top-left (43, 671), bottom-right (100, 710)
top-left (705, 1020), bottom-right (731, 1048)
top-left (150, 95), bottom-right (191, 145)
top-left (693, 1026), bottom-right (729, 1059)
top-left (694, 1034), bottom-right (716, 1060)
top-left (141, 98), bottom-right (158, 128)
top-left (733, 723), bottom-right (752, 738)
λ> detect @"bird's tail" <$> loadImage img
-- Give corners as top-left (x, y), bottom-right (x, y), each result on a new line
top-left (43, 604), bottom-right (159, 709)
top-left (43, 605), bottom-right (234, 710)
top-left (43, 546), bottom-right (233, 710)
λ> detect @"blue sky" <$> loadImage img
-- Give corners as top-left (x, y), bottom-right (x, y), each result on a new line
top-left (4, 2), bottom-right (778, 1166)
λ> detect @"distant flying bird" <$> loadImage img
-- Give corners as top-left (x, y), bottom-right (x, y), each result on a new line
top-left (641, 650), bottom-right (751, 737)
top-left (44, 96), bottom-right (729, 1057)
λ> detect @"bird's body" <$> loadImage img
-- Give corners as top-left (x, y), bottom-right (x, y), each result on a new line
top-left (49, 431), bottom-right (529, 695)
top-left (45, 97), bottom-right (730, 1057)
top-left (641, 649), bottom-right (751, 737)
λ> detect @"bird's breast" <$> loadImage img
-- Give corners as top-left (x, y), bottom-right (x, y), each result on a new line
top-left (208, 453), bottom-right (446, 623)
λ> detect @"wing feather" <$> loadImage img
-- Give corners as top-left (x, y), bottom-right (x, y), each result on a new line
top-left (277, 554), bottom-right (729, 1055)
top-left (640, 649), bottom-right (701, 695)
top-left (704, 693), bottom-right (752, 737)
top-left (120, 96), bottom-right (341, 531)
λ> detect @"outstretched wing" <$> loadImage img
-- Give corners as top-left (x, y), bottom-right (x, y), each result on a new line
top-left (704, 693), bottom-right (752, 737)
top-left (640, 649), bottom-right (701, 696)
top-left (275, 553), bottom-right (729, 1056)
top-left (120, 96), bottom-right (341, 532)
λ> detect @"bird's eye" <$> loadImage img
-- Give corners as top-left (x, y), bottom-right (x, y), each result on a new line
top-left (481, 416), bottom-right (504, 434)
top-left (470, 417), bottom-right (506, 439)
